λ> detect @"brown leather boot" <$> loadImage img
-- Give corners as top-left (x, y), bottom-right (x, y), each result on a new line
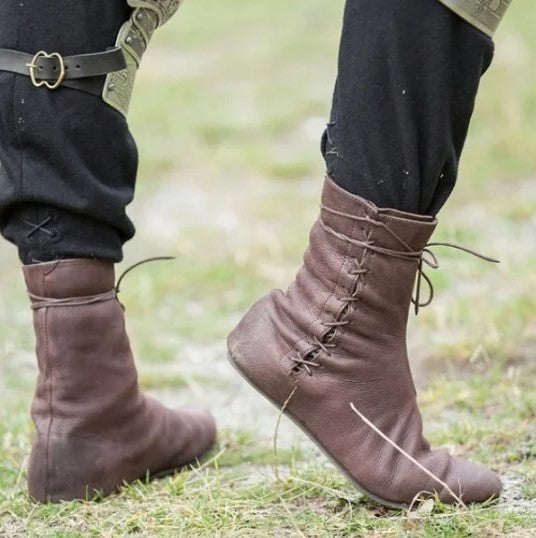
top-left (24, 259), bottom-right (216, 503)
top-left (228, 177), bottom-right (501, 508)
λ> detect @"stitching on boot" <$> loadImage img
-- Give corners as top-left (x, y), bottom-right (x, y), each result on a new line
top-left (316, 231), bottom-right (371, 358)
top-left (282, 216), bottom-right (358, 374)
top-left (319, 229), bottom-right (373, 358)
top-left (302, 217), bottom-right (357, 340)
top-left (289, 222), bottom-right (373, 377)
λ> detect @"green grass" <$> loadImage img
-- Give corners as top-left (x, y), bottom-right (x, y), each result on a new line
top-left (1, 0), bottom-right (536, 536)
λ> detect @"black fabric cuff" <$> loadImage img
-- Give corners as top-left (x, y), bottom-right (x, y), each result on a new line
top-left (1, 203), bottom-right (125, 264)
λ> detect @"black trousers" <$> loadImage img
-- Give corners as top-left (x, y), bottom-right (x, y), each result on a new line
top-left (323, 0), bottom-right (493, 214)
top-left (0, 0), bottom-right (494, 265)
top-left (0, 2), bottom-right (136, 263)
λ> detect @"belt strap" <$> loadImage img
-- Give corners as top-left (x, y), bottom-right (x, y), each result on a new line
top-left (0, 47), bottom-right (126, 96)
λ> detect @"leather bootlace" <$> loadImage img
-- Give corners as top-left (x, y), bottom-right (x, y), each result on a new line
top-left (290, 206), bottom-right (499, 375)
top-left (28, 256), bottom-right (174, 310)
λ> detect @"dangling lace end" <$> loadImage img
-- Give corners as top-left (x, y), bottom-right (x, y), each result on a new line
top-left (115, 256), bottom-right (175, 294)
top-left (114, 256), bottom-right (175, 311)
top-left (426, 243), bottom-right (500, 265)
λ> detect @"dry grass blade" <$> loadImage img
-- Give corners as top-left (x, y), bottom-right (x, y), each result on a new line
top-left (349, 402), bottom-right (466, 508)
top-left (272, 385), bottom-right (298, 482)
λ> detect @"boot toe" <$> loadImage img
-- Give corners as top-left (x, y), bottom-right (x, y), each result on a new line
top-left (443, 457), bottom-right (502, 504)
top-left (175, 407), bottom-right (217, 463)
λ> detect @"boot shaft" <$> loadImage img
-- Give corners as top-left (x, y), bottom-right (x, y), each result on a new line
top-left (279, 178), bottom-right (437, 362)
top-left (23, 259), bottom-right (140, 435)
top-left (22, 258), bottom-right (217, 502)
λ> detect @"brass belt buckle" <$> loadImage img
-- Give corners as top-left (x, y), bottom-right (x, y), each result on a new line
top-left (26, 51), bottom-right (66, 90)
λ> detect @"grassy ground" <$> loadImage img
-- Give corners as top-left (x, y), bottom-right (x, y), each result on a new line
top-left (1, 0), bottom-right (536, 536)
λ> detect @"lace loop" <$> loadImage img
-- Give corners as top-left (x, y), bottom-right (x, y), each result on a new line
top-left (412, 243), bottom-right (499, 314)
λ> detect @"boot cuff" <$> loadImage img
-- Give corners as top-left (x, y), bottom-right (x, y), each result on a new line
top-left (23, 259), bottom-right (115, 298)
top-left (322, 176), bottom-right (437, 251)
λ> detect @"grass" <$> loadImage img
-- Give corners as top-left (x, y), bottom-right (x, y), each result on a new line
top-left (1, 467), bottom-right (533, 537)
top-left (1, 0), bottom-right (536, 536)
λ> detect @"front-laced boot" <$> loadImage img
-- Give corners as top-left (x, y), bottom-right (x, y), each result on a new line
top-left (228, 176), bottom-right (501, 508)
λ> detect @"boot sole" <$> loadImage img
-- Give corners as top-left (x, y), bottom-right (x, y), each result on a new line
top-left (150, 439), bottom-right (218, 481)
top-left (227, 351), bottom-right (408, 510)
top-left (30, 444), bottom-right (217, 503)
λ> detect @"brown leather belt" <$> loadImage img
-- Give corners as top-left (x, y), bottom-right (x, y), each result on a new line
top-left (0, 47), bottom-right (126, 95)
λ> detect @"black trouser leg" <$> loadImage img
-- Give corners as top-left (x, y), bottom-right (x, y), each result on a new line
top-left (0, 1), bottom-right (136, 264)
top-left (322, 0), bottom-right (495, 215)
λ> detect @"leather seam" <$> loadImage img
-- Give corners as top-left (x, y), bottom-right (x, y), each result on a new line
top-left (42, 272), bottom-right (53, 499)
top-left (43, 260), bottom-right (61, 277)
top-left (45, 259), bottom-right (98, 274)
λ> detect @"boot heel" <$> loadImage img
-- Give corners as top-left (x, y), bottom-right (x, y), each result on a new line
top-left (28, 434), bottom-right (114, 503)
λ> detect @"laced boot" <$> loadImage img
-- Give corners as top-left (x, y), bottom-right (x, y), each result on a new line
top-left (228, 177), bottom-right (501, 508)
top-left (24, 259), bottom-right (216, 502)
